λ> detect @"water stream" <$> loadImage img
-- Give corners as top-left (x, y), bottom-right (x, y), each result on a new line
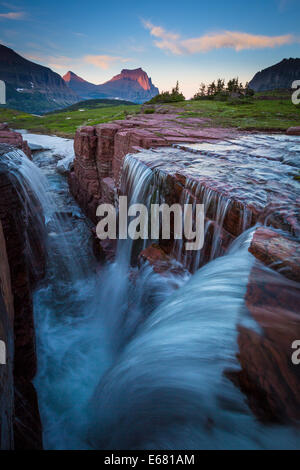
top-left (3, 134), bottom-right (300, 449)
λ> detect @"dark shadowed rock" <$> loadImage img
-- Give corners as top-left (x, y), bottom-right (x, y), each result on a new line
top-left (249, 58), bottom-right (300, 92)
top-left (0, 142), bottom-right (44, 449)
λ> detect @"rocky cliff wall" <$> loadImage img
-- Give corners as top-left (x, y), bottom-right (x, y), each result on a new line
top-left (0, 131), bottom-right (44, 449)
top-left (0, 220), bottom-right (14, 449)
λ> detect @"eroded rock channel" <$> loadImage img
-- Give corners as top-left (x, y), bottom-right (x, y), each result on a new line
top-left (0, 119), bottom-right (299, 449)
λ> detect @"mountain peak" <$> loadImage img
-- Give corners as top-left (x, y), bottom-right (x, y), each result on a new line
top-left (63, 67), bottom-right (159, 103)
top-left (107, 68), bottom-right (153, 91)
top-left (63, 71), bottom-right (86, 83)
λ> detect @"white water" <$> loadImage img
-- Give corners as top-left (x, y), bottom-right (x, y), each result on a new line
top-left (2, 138), bottom-right (300, 449)
top-left (20, 131), bottom-right (75, 173)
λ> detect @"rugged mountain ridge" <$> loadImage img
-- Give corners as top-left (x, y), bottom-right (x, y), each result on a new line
top-left (63, 68), bottom-right (159, 103)
top-left (249, 58), bottom-right (300, 92)
top-left (0, 44), bottom-right (79, 114)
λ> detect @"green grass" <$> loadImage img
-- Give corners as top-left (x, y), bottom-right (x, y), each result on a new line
top-left (0, 96), bottom-right (299, 137)
top-left (0, 104), bottom-right (141, 137)
top-left (176, 99), bottom-right (300, 130)
top-left (45, 98), bottom-right (136, 114)
top-left (254, 89), bottom-right (291, 99)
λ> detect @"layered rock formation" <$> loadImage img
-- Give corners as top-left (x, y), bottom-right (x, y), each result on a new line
top-left (69, 113), bottom-right (236, 222)
top-left (249, 58), bottom-right (300, 92)
top-left (233, 227), bottom-right (300, 423)
top-left (0, 44), bottom-right (79, 114)
top-left (0, 129), bottom-right (45, 449)
top-left (0, 123), bottom-right (31, 157)
top-left (63, 68), bottom-right (159, 103)
top-left (69, 112), bottom-right (300, 425)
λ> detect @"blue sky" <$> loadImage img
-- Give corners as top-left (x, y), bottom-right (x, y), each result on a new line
top-left (0, 0), bottom-right (299, 97)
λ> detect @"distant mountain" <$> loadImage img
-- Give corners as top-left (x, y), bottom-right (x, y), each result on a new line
top-left (63, 71), bottom-right (99, 98)
top-left (63, 68), bottom-right (159, 103)
top-left (249, 58), bottom-right (300, 92)
top-left (0, 44), bottom-right (79, 114)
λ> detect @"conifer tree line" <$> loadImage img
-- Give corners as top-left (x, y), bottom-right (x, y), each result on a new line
top-left (192, 78), bottom-right (254, 99)
top-left (147, 78), bottom-right (254, 104)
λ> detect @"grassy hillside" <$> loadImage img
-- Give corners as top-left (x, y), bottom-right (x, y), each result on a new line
top-left (174, 98), bottom-right (300, 131)
top-left (0, 83), bottom-right (75, 115)
top-left (46, 98), bottom-right (136, 113)
top-left (0, 96), bottom-right (299, 137)
top-left (0, 104), bottom-right (141, 137)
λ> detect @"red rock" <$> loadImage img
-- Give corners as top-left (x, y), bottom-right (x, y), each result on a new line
top-left (0, 221), bottom-right (14, 449)
top-left (0, 149), bottom-right (44, 448)
top-left (139, 243), bottom-right (186, 276)
top-left (69, 115), bottom-right (299, 281)
top-left (231, 264), bottom-right (300, 423)
top-left (286, 126), bottom-right (300, 135)
top-left (101, 177), bottom-right (116, 205)
top-left (0, 124), bottom-right (31, 159)
top-left (249, 227), bottom-right (300, 282)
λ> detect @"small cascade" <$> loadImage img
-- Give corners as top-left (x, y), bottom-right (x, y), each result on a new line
top-left (121, 153), bottom-right (243, 273)
top-left (0, 148), bottom-right (91, 282)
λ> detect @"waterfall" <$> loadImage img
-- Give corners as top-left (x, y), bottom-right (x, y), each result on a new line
top-left (86, 229), bottom-right (300, 450)
top-left (121, 153), bottom-right (237, 272)
top-left (2, 136), bottom-right (299, 450)
top-left (8, 141), bottom-right (183, 449)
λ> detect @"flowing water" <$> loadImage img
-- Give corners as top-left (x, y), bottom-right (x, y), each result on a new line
top-left (2, 134), bottom-right (300, 449)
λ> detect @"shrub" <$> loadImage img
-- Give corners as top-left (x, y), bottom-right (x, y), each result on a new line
top-left (147, 81), bottom-right (185, 104)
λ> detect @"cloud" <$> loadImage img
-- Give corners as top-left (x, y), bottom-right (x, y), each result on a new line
top-left (182, 31), bottom-right (295, 53)
top-left (24, 52), bottom-right (130, 72)
top-left (143, 20), bottom-right (182, 54)
top-left (143, 20), bottom-right (298, 55)
top-left (0, 11), bottom-right (25, 19)
top-left (74, 32), bottom-right (87, 37)
top-left (84, 54), bottom-right (130, 70)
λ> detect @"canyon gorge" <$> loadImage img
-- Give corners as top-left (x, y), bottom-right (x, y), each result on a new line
top-left (0, 113), bottom-right (299, 449)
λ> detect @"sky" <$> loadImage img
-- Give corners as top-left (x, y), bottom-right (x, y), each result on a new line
top-left (0, 0), bottom-right (299, 98)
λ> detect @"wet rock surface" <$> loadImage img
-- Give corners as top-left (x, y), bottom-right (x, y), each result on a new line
top-left (70, 116), bottom-right (300, 426)
top-left (0, 124), bottom-right (31, 159)
top-left (287, 126), bottom-right (300, 136)
top-left (249, 227), bottom-right (300, 282)
top-left (139, 243), bottom-right (186, 277)
top-left (0, 143), bottom-right (44, 449)
top-left (69, 116), bottom-right (239, 224)
top-left (0, 221), bottom-right (14, 449)
top-left (232, 263), bottom-right (300, 423)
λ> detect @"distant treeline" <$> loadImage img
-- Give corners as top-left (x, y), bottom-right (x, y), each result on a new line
top-left (192, 78), bottom-right (254, 100)
top-left (147, 79), bottom-right (254, 104)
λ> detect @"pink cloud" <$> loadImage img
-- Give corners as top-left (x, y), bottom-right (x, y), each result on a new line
top-left (24, 53), bottom-right (130, 73)
top-left (0, 11), bottom-right (25, 19)
top-left (143, 21), bottom-right (298, 54)
top-left (84, 54), bottom-right (130, 70)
